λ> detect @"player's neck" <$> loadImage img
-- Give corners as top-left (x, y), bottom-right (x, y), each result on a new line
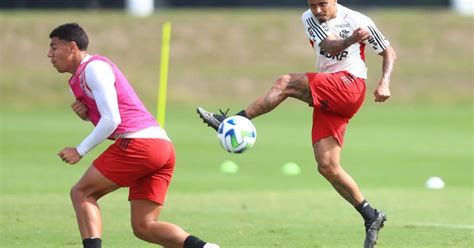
top-left (69, 52), bottom-right (89, 74)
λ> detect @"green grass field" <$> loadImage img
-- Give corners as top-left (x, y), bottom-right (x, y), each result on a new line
top-left (1, 103), bottom-right (472, 247)
top-left (0, 8), bottom-right (473, 248)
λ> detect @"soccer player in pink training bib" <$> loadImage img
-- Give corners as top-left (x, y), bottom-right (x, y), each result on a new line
top-left (197, 1), bottom-right (396, 247)
top-left (49, 23), bottom-right (219, 248)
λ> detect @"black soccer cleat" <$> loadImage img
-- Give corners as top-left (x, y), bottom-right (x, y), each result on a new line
top-left (364, 210), bottom-right (387, 248)
top-left (196, 107), bottom-right (229, 131)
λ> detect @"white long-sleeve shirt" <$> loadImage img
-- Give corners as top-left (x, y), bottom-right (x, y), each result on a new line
top-left (75, 55), bottom-right (169, 156)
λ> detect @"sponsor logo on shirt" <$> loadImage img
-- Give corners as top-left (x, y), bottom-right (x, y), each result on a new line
top-left (319, 49), bottom-right (349, 61)
top-left (335, 23), bottom-right (351, 28)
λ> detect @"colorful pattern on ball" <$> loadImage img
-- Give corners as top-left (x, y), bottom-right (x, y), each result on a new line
top-left (217, 116), bottom-right (257, 153)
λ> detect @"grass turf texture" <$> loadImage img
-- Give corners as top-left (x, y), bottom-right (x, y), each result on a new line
top-left (0, 8), bottom-right (473, 248)
top-left (1, 103), bottom-right (472, 247)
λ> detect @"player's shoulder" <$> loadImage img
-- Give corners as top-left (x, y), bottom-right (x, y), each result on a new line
top-left (301, 8), bottom-right (323, 28)
top-left (338, 4), bottom-right (373, 24)
top-left (84, 57), bottom-right (114, 80)
top-left (301, 9), bottom-right (315, 22)
top-left (86, 59), bottom-right (110, 71)
top-left (86, 54), bottom-right (114, 68)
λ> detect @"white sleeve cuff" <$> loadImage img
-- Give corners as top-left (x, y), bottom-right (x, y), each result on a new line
top-left (76, 145), bottom-right (87, 157)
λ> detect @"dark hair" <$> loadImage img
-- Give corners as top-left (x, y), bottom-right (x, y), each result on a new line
top-left (49, 23), bottom-right (89, 51)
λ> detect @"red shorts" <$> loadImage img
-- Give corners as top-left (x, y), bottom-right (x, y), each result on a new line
top-left (93, 138), bottom-right (175, 205)
top-left (307, 71), bottom-right (366, 146)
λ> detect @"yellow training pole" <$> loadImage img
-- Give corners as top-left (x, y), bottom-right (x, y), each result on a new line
top-left (157, 21), bottom-right (171, 128)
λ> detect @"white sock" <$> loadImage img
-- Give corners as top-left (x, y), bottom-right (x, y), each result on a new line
top-left (203, 243), bottom-right (220, 248)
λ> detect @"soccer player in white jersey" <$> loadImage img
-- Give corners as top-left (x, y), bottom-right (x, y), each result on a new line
top-left (48, 23), bottom-right (219, 248)
top-left (197, 0), bottom-right (396, 247)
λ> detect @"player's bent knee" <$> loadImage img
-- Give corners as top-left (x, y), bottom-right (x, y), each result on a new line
top-left (131, 221), bottom-right (150, 240)
top-left (271, 74), bottom-right (293, 97)
top-left (318, 164), bottom-right (334, 177)
top-left (70, 185), bottom-right (84, 203)
top-left (132, 228), bottom-right (145, 240)
top-left (276, 74), bottom-right (292, 83)
top-left (316, 159), bottom-right (340, 179)
top-left (70, 184), bottom-right (101, 203)
top-left (274, 74), bottom-right (291, 88)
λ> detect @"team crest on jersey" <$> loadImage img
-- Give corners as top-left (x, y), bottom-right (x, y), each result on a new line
top-left (79, 72), bottom-right (94, 99)
top-left (339, 30), bottom-right (350, 38)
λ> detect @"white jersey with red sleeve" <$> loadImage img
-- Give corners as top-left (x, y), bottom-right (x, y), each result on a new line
top-left (301, 4), bottom-right (390, 79)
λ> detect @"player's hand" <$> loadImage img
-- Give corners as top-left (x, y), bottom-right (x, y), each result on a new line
top-left (373, 80), bottom-right (391, 102)
top-left (350, 28), bottom-right (370, 44)
top-left (57, 147), bottom-right (82, 164)
top-left (71, 100), bottom-right (89, 120)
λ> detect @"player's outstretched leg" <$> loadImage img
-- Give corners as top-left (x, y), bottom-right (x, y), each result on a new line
top-left (197, 73), bottom-right (311, 131)
top-left (196, 107), bottom-right (229, 131)
top-left (363, 209), bottom-right (387, 248)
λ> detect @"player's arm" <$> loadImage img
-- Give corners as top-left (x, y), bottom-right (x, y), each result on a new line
top-left (361, 18), bottom-right (397, 102)
top-left (58, 60), bottom-right (121, 164)
top-left (319, 28), bottom-right (369, 56)
top-left (374, 45), bottom-right (397, 102)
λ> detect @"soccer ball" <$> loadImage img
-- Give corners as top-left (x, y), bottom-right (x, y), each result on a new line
top-left (217, 116), bottom-right (257, 153)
